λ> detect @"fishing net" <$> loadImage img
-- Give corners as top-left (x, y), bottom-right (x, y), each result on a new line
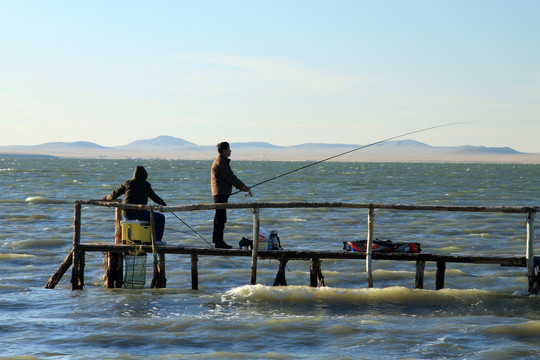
top-left (124, 254), bottom-right (147, 289)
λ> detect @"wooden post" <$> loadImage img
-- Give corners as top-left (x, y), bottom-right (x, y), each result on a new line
top-left (310, 258), bottom-right (319, 287)
top-left (526, 211), bottom-right (537, 294)
top-left (415, 260), bottom-right (425, 289)
top-left (251, 207), bottom-right (260, 285)
top-left (150, 209), bottom-right (166, 288)
top-left (115, 207), bottom-right (122, 244)
top-left (310, 257), bottom-right (325, 287)
top-left (158, 252), bottom-right (166, 288)
top-left (106, 252), bottom-right (113, 288)
top-left (45, 250), bottom-right (73, 289)
top-left (78, 250), bottom-right (86, 288)
top-left (71, 202), bottom-right (83, 290)
top-left (273, 256), bottom-right (288, 286)
top-left (106, 253), bottom-right (121, 288)
top-left (150, 208), bottom-right (158, 288)
top-left (436, 261), bottom-right (446, 290)
top-left (191, 253), bottom-right (199, 290)
top-left (115, 205), bottom-right (123, 285)
top-left (366, 206), bottom-right (374, 288)
top-left (105, 207), bottom-right (124, 288)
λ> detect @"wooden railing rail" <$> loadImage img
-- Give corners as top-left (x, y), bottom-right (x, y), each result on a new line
top-left (77, 199), bottom-right (539, 213)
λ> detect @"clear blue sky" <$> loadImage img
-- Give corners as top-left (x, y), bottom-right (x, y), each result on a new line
top-left (1, 1), bottom-right (539, 152)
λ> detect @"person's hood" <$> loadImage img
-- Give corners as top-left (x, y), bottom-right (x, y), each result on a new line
top-left (133, 166), bottom-right (148, 180)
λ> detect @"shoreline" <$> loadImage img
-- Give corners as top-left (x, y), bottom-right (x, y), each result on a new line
top-left (2, 149), bottom-right (540, 164)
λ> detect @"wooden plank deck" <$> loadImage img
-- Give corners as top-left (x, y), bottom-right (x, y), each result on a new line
top-left (45, 242), bottom-right (533, 291)
top-left (79, 243), bottom-right (529, 266)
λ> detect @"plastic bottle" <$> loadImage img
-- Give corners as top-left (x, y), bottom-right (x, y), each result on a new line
top-left (270, 230), bottom-right (278, 250)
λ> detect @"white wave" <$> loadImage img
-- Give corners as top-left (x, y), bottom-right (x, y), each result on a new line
top-left (25, 196), bottom-right (70, 204)
top-left (222, 284), bottom-right (501, 305)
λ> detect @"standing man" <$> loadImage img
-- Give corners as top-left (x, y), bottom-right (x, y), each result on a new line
top-left (211, 142), bottom-right (250, 249)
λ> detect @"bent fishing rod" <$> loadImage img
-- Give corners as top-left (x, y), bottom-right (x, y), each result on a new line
top-left (232, 122), bottom-right (470, 196)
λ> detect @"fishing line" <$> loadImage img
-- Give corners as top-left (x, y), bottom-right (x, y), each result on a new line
top-left (232, 122), bottom-right (471, 195)
top-left (170, 211), bottom-right (241, 269)
top-left (170, 212), bottom-right (213, 247)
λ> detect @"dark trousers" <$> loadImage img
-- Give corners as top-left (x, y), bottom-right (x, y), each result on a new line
top-left (125, 211), bottom-right (166, 242)
top-left (212, 195), bottom-right (228, 244)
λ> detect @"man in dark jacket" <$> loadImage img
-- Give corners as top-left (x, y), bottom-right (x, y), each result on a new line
top-left (211, 142), bottom-right (250, 248)
top-left (104, 165), bottom-right (167, 244)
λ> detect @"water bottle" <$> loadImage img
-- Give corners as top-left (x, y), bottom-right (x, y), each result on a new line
top-left (270, 231), bottom-right (278, 250)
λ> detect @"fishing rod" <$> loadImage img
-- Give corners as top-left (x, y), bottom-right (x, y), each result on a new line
top-left (232, 122), bottom-right (470, 196)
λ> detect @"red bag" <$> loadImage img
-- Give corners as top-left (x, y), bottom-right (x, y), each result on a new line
top-left (343, 239), bottom-right (421, 253)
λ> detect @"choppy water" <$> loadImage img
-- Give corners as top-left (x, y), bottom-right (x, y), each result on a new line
top-left (1, 158), bottom-right (540, 359)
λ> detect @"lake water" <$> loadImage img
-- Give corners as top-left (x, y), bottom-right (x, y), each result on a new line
top-left (1, 158), bottom-right (540, 359)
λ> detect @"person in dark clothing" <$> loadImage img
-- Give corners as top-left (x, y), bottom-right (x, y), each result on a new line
top-left (211, 142), bottom-right (250, 249)
top-left (104, 165), bottom-right (167, 244)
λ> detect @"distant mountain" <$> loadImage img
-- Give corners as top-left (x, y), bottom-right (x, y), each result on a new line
top-left (456, 145), bottom-right (520, 155)
top-left (36, 141), bottom-right (108, 149)
top-left (0, 153), bottom-right (56, 158)
top-left (122, 135), bottom-right (196, 148)
top-left (231, 142), bottom-right (283, 149)
top-left (1, 135), bottom-right (538, 163)
top-left (375, 140), bottom-right (433, 148)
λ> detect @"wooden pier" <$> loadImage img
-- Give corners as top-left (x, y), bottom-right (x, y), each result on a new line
top-left (46, 200), bottom-right (540, 294)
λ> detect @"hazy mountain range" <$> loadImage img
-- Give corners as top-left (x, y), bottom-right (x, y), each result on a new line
top-left (1, 135), bottom-right (539, 163)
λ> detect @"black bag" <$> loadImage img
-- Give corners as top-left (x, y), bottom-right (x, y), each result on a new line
top-left (239, 237), bottom-right (253, 249)
top-left (239, 230), bottom-right (282, 250)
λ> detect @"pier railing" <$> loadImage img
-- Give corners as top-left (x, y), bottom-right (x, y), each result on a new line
top-left (55, 200), bottom-right (539, 293)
